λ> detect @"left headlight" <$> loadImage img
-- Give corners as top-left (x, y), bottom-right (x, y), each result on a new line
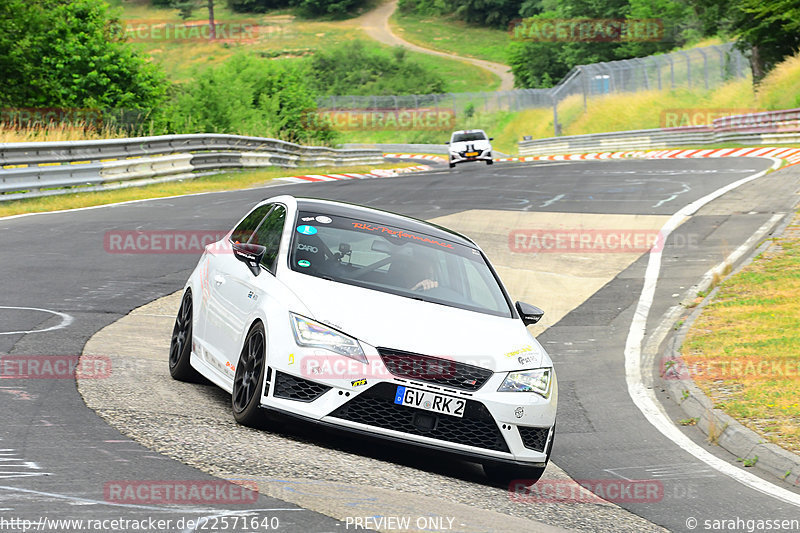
top-left (290, 313), bottom-right (367, 364)
top-left (498, 368), bottom-right (552, 397)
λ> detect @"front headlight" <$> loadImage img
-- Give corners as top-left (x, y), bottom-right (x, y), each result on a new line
top-left (290, 313), bottom-right (367, 364)
top-left (498, 368), bottom-right (552, 397)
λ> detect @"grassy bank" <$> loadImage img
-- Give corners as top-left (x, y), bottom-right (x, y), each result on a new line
top-left (681, 213), bottom-right (800, 455)
top-left (389, 11), bottom-right (510, 65)
top-left (111, 1), bottom-right (498, 91)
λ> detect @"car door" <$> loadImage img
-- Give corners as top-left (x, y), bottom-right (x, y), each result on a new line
top-left (203, 203), bottom-right (272, 378)
top-left (207, 204), bottom-right (287, 379)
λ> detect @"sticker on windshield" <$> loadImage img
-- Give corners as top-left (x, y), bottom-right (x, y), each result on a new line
top-left (297, 260), bottom-right (311, 268)
top-left (297, 225), bottom-right (318, 235)
top-left (315, 216), bottom-right (332, 224)
top-left (301, 216), bottom-right (315, 222)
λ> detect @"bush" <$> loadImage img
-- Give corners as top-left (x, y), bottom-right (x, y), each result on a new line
top-left (308, 40), bottom-right (446, 95)
top-left (159, 54), bottom-right (334, 143)
top-left (0, 0), bottom-right (168, 110)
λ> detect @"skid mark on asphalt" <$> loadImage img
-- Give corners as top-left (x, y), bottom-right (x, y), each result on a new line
top-left (604, 464), bottom-right (717, 481)
top-left (0, 439), bottom-right (48, 480)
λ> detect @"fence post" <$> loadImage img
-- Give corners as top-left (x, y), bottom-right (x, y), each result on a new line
top-left (655, 57), bottom-right (662, 90)
top-left (552, 93), bottom-right (561, 136)
top-left (580, 66), bottom-right (588, 111)
top-left (699, 48), bottom-right (709, 89)
top-left (669, 56), bottom-right (675, 88)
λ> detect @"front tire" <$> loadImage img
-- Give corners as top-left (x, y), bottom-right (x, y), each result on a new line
top-left (483, 424), bottom-right (555, 485)
top-left (449, 162), bottom-right (455, 168)
top-left (169, 290), bottom-right (202, 382)
top-left (486, 159), bottom-right (494, 165)
top-left (232, 322), bottom-right (267, 427)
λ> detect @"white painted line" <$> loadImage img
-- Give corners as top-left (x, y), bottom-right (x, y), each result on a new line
top-left (624, 157), bottom-right (800, 507)
top-left (540, 194), bottom-right (565, 208)
top-left (0, 306), bottom-right (73, 335)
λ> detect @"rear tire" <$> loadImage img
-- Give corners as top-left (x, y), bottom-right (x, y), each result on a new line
top-left (232, 322), bottom-right (268, 428)
top-left (449, 162), bottom-right (455, 168)
top-left (168, 290), bottom-right (203, 382)
top-left (486, 160), bottom-right (494, 165)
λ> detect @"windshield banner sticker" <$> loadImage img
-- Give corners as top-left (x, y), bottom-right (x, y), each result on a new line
top-left (351, 222), bottom-right (453, 249)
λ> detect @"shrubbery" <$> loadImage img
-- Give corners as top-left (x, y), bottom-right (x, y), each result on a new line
top-left (308, 41), bottom-right (446, 96)
top-left (158, 54), bottom-right (334, 143)
top-left (0, 0), bottom-right (167, 110)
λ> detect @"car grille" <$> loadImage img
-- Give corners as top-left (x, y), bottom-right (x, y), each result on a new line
top-left (518, 426), bottom-right (550, 452)
top-left (329, 382), bottom-right (509, 453)
top-left (273, 371), bottom-right (331, 402)
top-left (377, 348), bottom-right (493, 392)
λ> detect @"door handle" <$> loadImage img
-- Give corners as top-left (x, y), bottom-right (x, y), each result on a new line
top-left (213, 275), bottom-right (225, 286)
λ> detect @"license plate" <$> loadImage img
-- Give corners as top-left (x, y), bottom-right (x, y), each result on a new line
top-left (393, 386), bottom-right (466, 418)
top-left (465, 151), bottom-right (479, 157)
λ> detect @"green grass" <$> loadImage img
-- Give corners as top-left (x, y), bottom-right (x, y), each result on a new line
top-left (682, 218), bottom-right (800, 455)
top-left (0, 161), bottom-right (417, 218)
top-left (390, 11), bottom-right (510, 65)
top-left (112, 1), bottom-right (498, 91)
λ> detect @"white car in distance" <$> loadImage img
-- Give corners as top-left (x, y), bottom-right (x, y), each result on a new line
top-left (446, 129), bottom-right (494, 168)
top-left (169, 195), bottom-right (556, 482)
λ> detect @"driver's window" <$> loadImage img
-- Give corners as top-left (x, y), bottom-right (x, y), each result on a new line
top-left (251, 205), bottom-right (286, 273)
top-left (230, 204), bottom-right (272, 244)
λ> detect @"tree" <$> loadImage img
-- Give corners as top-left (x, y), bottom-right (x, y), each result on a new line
top-left (171, 0), bottom-right (217, 39)
top-left (0, 0), bottom-right (167, 110)
top-left (731, 0), bottom-right (800, 81)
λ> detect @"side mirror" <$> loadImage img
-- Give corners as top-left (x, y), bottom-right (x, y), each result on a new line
top-left (233, 242), bottom-right (266, 277)
top-left (516, 301), bottom-right (544, 326)
top-left (445, 141), bottom-right (450, 144)
top-left (489, 137), bottom-right (494, 140)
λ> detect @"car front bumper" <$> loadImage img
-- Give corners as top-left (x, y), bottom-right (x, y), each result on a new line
top-left (260, 340), bottom-right (557, 465)
top-left (449, 149), bottom-right (492, 164)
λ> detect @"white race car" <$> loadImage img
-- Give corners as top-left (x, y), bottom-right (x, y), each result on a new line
top-left (169, 195), bottom-right (557, 481)
top-left (446, 129), bottom-right (494, 168)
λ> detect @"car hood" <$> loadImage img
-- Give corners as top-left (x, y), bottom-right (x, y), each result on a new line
top-left (283, 274), bottom-right (548, 372)
top-left (450, 140), bottom-right (491, 152)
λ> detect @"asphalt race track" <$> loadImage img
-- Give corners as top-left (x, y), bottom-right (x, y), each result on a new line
top-left (1, 157), bottom-right (800, 532)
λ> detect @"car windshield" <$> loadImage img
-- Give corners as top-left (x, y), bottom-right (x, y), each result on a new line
top-left (289, 211), bottom-right (512, 317)
top-left (452, 131), bottom-right (486, 142)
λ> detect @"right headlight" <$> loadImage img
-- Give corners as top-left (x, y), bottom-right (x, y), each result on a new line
top-left (497, 368), bottom-right (552, 398)
top-left (290, 313), bottom-right (367, 364)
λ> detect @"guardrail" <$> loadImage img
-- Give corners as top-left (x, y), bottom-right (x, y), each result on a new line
top-left (0, 134), bottom-right (383, 201)
top-left (519, 108), bottom-right (800, 155)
